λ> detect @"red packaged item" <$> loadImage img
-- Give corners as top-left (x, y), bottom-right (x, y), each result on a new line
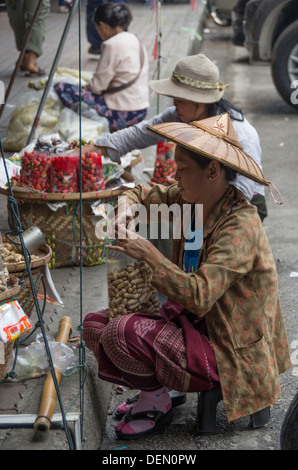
top-left (50, 155), bottom-right (79, 193)
top-left (156, 141), bottom-right (176, 160)
top-left (81, 152), bottom-right (105, 192)
top-left (151, 156), bottom-right (178, 185)
top-left (20, 151), bottom-right (52, 192)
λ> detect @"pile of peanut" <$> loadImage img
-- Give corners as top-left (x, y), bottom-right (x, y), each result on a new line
top-left (108, 260), bottom-right (160, 320)
top-left (1, 241), bottom-right (40, 265)
top-left (0, 274), bottom-right (8, 292)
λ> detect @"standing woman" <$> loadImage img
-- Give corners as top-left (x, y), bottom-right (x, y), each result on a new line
top-left (54, 2), bottom-right (149, 132)
top-left (6, 0), bottom-right (50, 76)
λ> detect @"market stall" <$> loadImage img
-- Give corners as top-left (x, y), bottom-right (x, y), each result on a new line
top-left (0, 135), bottom-right (145, 268)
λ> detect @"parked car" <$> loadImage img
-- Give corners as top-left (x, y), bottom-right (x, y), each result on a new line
top-left (244, 0), bottom-right (298, 110)
top-left (207, 0), bottom-right (237, 26)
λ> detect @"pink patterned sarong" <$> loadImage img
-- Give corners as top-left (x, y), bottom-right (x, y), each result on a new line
top-left (83, 301), bottom-right (220, 392)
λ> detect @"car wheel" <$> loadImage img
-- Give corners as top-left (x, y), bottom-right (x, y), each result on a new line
top-left (280, 391), bottom-right (298, 450)
top-left (271, 20), bottom-right (298, 111)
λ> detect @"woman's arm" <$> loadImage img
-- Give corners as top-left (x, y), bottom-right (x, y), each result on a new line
top-left (151, 213), bottom-right (257, 316)
top-left (107, 227), bottom-right (165, 270)
top-left (93, 106), bottom-right (178, 162)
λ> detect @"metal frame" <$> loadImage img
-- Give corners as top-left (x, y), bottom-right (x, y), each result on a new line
top-left (0, 413), bottom-right (82, 450)
top-left (27, 0), bottom-right (80, 144)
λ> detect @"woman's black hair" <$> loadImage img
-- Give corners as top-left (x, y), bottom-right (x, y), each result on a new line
top-left (184, 148), bottom-right (237, 182)
top-left (93, 2), bottom-right (132, 31)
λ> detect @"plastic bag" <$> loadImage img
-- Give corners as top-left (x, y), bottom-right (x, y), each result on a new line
top-left (7, 332), bottom-right (78, 380)
top-left (28, 67), bottom-right (94, 91)
top-left (20, 151), bottom-right (52, 192)
top-left (57, 107), bottom-right (109, 143)
top-left (151, 156), bottom-right (178, 185)
top-left (151, 142), bottom-right (177, 185)
top-left (107, 250), bottom-right (160, 320)
top-left (81, 152), bottom-right (105, 192)
top-left (2, 89), bottom-right (62, 152)
top-left (0, 300), bottom-right (32, 344)
top-left (50, 154), bottom-right (79, 193)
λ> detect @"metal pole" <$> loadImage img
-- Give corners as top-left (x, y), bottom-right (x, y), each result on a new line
top-left (0, 0), bottom-right (44, 120)
top-left (0, 413), bottom-right (82, 450)
top-left (26, 0), bottom-right (80, 145)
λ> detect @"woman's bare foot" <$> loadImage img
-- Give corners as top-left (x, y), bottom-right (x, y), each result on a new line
top-left (26, 51), bottom-right (39, 73)
top-left (20, 51), bottom-right (29, 71)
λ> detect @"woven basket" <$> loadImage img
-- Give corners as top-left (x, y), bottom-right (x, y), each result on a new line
top-left (3, 187), bottom-right (123, 268)
top-left (0, 275), bottom-right (21, 382)
top-left (2, 238), bottom-right (52, 317)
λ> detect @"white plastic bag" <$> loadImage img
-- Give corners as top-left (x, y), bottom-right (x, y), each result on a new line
top-left (3, 89), bottom-right (62, 152)
top-left (57, 107), bottom-right (109, 142)
top-left (7, 332), bottom-right (78, 380)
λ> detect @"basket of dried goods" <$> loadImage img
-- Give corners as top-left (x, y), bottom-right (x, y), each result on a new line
top-left (3, 187), bottom-right (123, 268)
top-left (1, 148), bottom-right (145, 268)
top-left (107, 250), bottom-right (160, 321)
top-left (0, 275), bottom-right (22, 382)
top-left (1, 236), bottom-right (52, 317)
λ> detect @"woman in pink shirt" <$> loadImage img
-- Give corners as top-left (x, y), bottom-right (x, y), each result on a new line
top-left (54, 2), bottom-right (149, 132)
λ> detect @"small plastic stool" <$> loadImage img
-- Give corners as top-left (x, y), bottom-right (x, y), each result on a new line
top-left (196, 388), bottom-right (271, 433)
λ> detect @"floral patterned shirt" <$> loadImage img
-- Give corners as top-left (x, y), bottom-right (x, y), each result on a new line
top-left (122, 183), bottom-right (291, 420)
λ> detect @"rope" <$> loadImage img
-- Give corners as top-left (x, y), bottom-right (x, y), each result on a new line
top-left (77, 1), bottom-right (86, 442)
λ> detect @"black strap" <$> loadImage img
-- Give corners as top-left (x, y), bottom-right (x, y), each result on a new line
top-left (104, 35), bottom-right (145, 94)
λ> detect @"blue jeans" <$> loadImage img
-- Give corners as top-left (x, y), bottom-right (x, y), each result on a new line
top-left (87, 0), bottom-right (128, 49)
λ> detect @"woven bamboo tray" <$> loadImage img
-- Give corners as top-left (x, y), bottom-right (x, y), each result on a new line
top-left (2, 239), bottom-right (52, 317)
top-left (0, 275), bottom-right (21, 382)
top-left (1, 187), bottom-right (123, 268)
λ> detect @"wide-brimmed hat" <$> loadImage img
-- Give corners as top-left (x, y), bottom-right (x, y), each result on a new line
top-left (148, 113), bottom-right (271, 187)
top-left (149, 54), bottom-right (229, 104)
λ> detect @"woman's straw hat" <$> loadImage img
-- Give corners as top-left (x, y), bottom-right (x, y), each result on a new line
top-left (149, 54), bottom-right (229, 104)
top-left (148, 113), bottom-right (270, 187)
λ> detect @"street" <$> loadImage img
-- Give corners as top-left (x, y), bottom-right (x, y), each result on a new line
top-left (101, 14), bottom-right (298, 452)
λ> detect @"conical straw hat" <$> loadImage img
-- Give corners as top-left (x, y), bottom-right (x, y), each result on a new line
top-left (148, 113), bottom-right (270, 187)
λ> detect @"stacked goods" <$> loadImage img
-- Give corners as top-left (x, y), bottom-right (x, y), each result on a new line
top-left (0, 237), bottom-right (9, 293)
top-left (17, 151), bottom-right (105, 193)
top-left (0, 274), bottom-right (7, 293)
top-left (151, 156), bottom-right (177, 185)
top-left (19, 151), bottom-right (52, 192)
top-left (151, 142), bottom-right (177, 185)
top-left (1, 240), bottom-right (40, 265)
top-left (1, 236), bottom-right (52, 317)
top-left (50, 155), bottom-right (79, 193)
top-left (81, 152), bottom-right (105, 192)
top-left (108, 260), bottom-right (160, 320)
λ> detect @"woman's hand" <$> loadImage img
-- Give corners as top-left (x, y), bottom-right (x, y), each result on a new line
top-left (81, 142), bottom-right (106, 155)
top-left (107, 225), bottom-right (164, 270)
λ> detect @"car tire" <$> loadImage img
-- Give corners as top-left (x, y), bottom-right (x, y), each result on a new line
top-left (280, 391), bottom-right (298, 450)
top-left (271, 20), bottom-right (298, 111)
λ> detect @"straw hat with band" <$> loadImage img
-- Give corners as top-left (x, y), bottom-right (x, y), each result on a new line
top-left (149, 54), bottom-right (230, 104)
top-left (148, 113), bottom-right (283, 204)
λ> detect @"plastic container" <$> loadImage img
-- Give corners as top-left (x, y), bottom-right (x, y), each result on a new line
top-left (20, 151), bottom-right (52, 192)
top-left (16, 226), bottom-right (46, 254)
top-left (107, 249), bottom-right (160, 320)
top-left (50, 155), bottom-right (79, 193)
top-left (81, 152), bottom-right (105, 192)
top-left (151, 156), bottom-right (177, 185)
